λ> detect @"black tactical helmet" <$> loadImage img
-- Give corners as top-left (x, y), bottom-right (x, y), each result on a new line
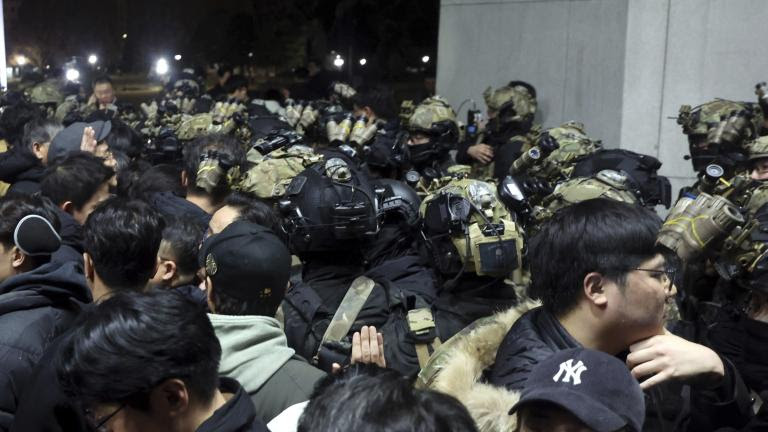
top-left (279, 157), bottom-right (379, 255)
top-left (374, 179), bottom-right (422, 227)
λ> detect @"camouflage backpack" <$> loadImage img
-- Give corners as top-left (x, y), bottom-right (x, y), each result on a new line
top-left (26, 80), bottom-right (63, 106)
top-left (420, 177), bottom-right (527, 282)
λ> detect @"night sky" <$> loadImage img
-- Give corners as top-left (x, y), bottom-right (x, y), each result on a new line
top-left (8, 0), bottom-right (439, 75)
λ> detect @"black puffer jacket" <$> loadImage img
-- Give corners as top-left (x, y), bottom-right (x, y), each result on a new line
top-left (145, 191), bottom-right (211, 230)
top-left (489, 307), bottom-right (755, 432)
top-left (709, 310), bottom-right (768, 394)
top-left (50, 209), bottom-right (85, 267)
top-left (0, 261), bottom-right (90, 431)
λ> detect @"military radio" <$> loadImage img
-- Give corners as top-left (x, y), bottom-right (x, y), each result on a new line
top-left (466, 109), bottom-right (482, 140)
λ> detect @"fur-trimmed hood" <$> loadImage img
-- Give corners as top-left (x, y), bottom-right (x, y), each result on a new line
top-left (416, 297), bottom-right (539, 432)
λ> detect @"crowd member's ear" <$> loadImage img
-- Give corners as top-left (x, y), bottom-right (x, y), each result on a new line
top-left (583, 272), bottom-right (608, 307)
top-left (149, 378), bottom-right (190, 418)
top-left (83, 252), bottom-right (95, 284)
top-left (31, 142), bottom-right (46, 161)
top-left (61, 201), bottom-right (75, 215)
top-left (159, 259), bottom-right (177, 282)
top-left (10, 246), bottom-right (26, 270)
top-left (205, 277), bottom-right (216, 313)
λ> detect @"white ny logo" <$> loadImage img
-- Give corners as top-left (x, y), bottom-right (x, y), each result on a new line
top-left (552, 359), bottom-right (588, 385)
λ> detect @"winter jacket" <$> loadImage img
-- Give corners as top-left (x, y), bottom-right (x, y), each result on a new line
top-left (197, 377), bottom-right (270, 432)
top-left (416, 299), bottom-right (540, 432)
top-left (10, 328), bottom-right (86, 432)
top-left (0, 143), bottom-right (46, 195)
top-left (0, 261), bottom-right (90, 431)
top-left (50, 209), bottom-right (85, 267)
top-left (146, 191), bottom-right (211, 230)
top-left (709, 310), bottom-right (768, 394)
top-left (490, 307), bottom-right (755, 432)
top-left (209, 314), bottom-right (325, 423)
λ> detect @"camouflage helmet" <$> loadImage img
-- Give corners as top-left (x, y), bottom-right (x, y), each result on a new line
top-left (408, 96), bottom-right (457, 133)
top-left (26, 80), bottom-right (63, 105)
top-left (678, 99), bottom-right (762, 172)
top-left (483, 85), bottom-right (537, 123)
top-left (407, 96), bottom-right (459, 166)
top-left (420, 178), bottom-right (526, 280)
top-left (541, 170), bottom-right (638, 216)
top-left (746, 136), bottom-right (768, 161)
top-left (678, 99), bottom-right (761, 136)
top-left (528, 121), bottom-right (602, 181)
top-left (176, 113), bottom-right (214, 141)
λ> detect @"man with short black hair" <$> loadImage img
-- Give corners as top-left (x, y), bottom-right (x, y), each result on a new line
top-left (10, 197), bottom-right (165, 432)
top-left (489, 199), bottom-right (754, 431)
top-left (151, 215), bottom-right (206, 305)
top-left (89, 75), bottom-right (116, 111)
top-left (224, 75), bottom-right (249, 103)
top-left (57, 290), bottom-right (269, 432)
top-left (208, 191), bottom-right (281, 236)
top-left (0, 195), bottom-right (89, 430)
top-left (352, 86), bottom-right (398, 123)
top-left (201, 220), bottom-right (326, 423)
top-left (297, 364), bottom-right (478, 432)
top-left (40, 151), bottom-right (114, 265)
top-left (82, 197), bottom-right (164, 301)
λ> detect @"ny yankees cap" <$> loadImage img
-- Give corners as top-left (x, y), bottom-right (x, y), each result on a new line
top-left (509, 348), bottom-right (645, 432)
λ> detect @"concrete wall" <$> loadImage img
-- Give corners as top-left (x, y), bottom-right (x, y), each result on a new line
top-left (438, 0), bottom-right (768, 196)
top-left (437, 0), bottom-right (629, 149)
top-left (621, 0), bottom-right (768, 197)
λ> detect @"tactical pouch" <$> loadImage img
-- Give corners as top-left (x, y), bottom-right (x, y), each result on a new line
top-left (315, 340), bottom-right (352, 372)
top-left (406, 308), bottom-right (442, 368)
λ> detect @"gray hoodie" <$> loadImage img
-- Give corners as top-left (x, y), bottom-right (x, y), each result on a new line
top-left (208, 314), bottom-right (325, 423)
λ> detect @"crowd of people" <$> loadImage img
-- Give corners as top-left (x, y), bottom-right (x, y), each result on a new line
top-left (0, 64), bottom-right (766, 432)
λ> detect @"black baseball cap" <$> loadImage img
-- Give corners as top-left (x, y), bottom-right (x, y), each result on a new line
top-left (49, 120), bottom-right (112, 163)
top-left (510, 348), bottom-right (645, 432)
top-left (199, 220), bottom-right (291, 303)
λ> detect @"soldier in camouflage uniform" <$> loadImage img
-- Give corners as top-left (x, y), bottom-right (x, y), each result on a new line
top-left (457, 83), bottom-right (538, 181)
top-left (678, 99), bottom-right (762, 176)
top-left (399, 96), bottom-right (469, 196)
top-left (747, 136), bottom-right (768, 180)
top-left (26, 80), bottom-right (64, 119)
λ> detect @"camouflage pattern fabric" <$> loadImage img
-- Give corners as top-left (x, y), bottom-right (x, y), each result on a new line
top-left (237, 146), bottom-right (324, 199)
top-left (483, 85), bottom-right (537, 121)
top-left (408, 96), bottom-right (457, 133)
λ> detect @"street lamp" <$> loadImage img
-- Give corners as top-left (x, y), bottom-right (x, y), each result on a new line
top-left (88, 54), bottom-right (98, 65)
top-left (359, 58), bottom-right (367, 66)
top-left (65, 68), bottom-right (80, 82)
top-left (122, 33), bottom-right (128, 39)
top-left (15, 55), bottom-right (26, 66)
top-left (333, 55), bottom-right (344, 69)
top-left (421, 55), bottom-right (430, 64)
top-left (174, 54), bottom-right (182, 61)
top-left (155, 58), bottom-right (169, 75)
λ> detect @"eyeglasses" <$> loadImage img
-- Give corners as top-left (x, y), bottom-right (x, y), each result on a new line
top-left (86, 403), bottom-right (125, 432)
top-left (630, 268), bottom-right (676, 291)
